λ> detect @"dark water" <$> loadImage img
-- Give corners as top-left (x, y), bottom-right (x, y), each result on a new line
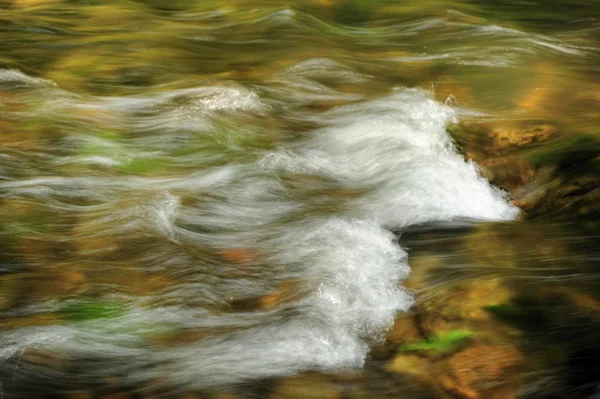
top-left (0, 1), bottom-right (599, 398)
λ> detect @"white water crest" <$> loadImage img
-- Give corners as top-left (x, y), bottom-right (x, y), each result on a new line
top-left (0, 70), bottom-right (519, 388)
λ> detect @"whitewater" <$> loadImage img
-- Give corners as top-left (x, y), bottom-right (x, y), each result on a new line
top-left (0, 68), bottom-right (518, 389)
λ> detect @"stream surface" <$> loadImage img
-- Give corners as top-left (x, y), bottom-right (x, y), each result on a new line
top-left (0, 1), bottom-right (599, 398)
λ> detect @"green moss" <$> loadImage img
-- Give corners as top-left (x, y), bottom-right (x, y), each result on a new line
top-left (400, 330), bottom-right (474, 354)
top-left (79, 131), bottom-right (170, 174)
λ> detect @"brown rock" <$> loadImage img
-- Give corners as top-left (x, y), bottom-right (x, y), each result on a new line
top-left (478, 156), bottom-right (535, 192)
top-left (437, 344), bottom-right (524, 399)
top-left (488, 123), bottom-right (556, 150)
top-left (509, 165), bottom-right (557, 211)
top-left (382, 353), bottom-right (448, 398)
top-left (385, 312), bottom-right (422, 344)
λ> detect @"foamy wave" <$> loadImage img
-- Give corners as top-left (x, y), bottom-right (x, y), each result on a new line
top-left (0, 82), bottom-right (517, 388)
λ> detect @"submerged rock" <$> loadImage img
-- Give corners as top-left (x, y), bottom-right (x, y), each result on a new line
top-left (384, 312), bottom-right (422, 345)
top-left (484, 287), bottom-right (600, 398)
top-left (417, 279), bottom-right (515, 337)
top-left (270, 374), bottom-right (342, 399)
top-left (488, 123), bottom-right (556, 150)
top-left (523, 134), bottom-right (600, 220)
top-left (479, 156), bottom-right (535, 193)
top-left (437, 343), bottom-right (524, 399)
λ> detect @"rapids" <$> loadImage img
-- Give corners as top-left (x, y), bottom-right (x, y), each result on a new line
top-left (0, 70), bottom-right (517, 388)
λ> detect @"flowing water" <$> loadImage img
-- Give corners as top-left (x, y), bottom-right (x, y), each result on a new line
top-left (0, 1), bottom-right (599, 398)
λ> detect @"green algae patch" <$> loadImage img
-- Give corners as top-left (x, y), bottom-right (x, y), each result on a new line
top-left (80, 131), bottom-right (124, 158)
top-left (59, 300), bottom-right (127, 322)
top-left (118, 157), bottom-right (168, 174)
top-left (400, 330), bottom-right (474, 354)
top-left (79, 131), bottom-right (171, 174)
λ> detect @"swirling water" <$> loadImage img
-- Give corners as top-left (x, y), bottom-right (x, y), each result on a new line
top-left (0, 1), bottom-right (599, 398)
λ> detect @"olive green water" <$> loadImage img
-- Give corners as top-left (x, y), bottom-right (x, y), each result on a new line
top-left (1, 1), bottom-right (599, 398)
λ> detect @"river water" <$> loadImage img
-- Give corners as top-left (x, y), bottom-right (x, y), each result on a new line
top-left (0, 1), bottom-right (599, 398)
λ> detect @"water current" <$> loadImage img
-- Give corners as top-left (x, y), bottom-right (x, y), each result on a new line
top-left (0, 1), bottom-right (599, 398)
